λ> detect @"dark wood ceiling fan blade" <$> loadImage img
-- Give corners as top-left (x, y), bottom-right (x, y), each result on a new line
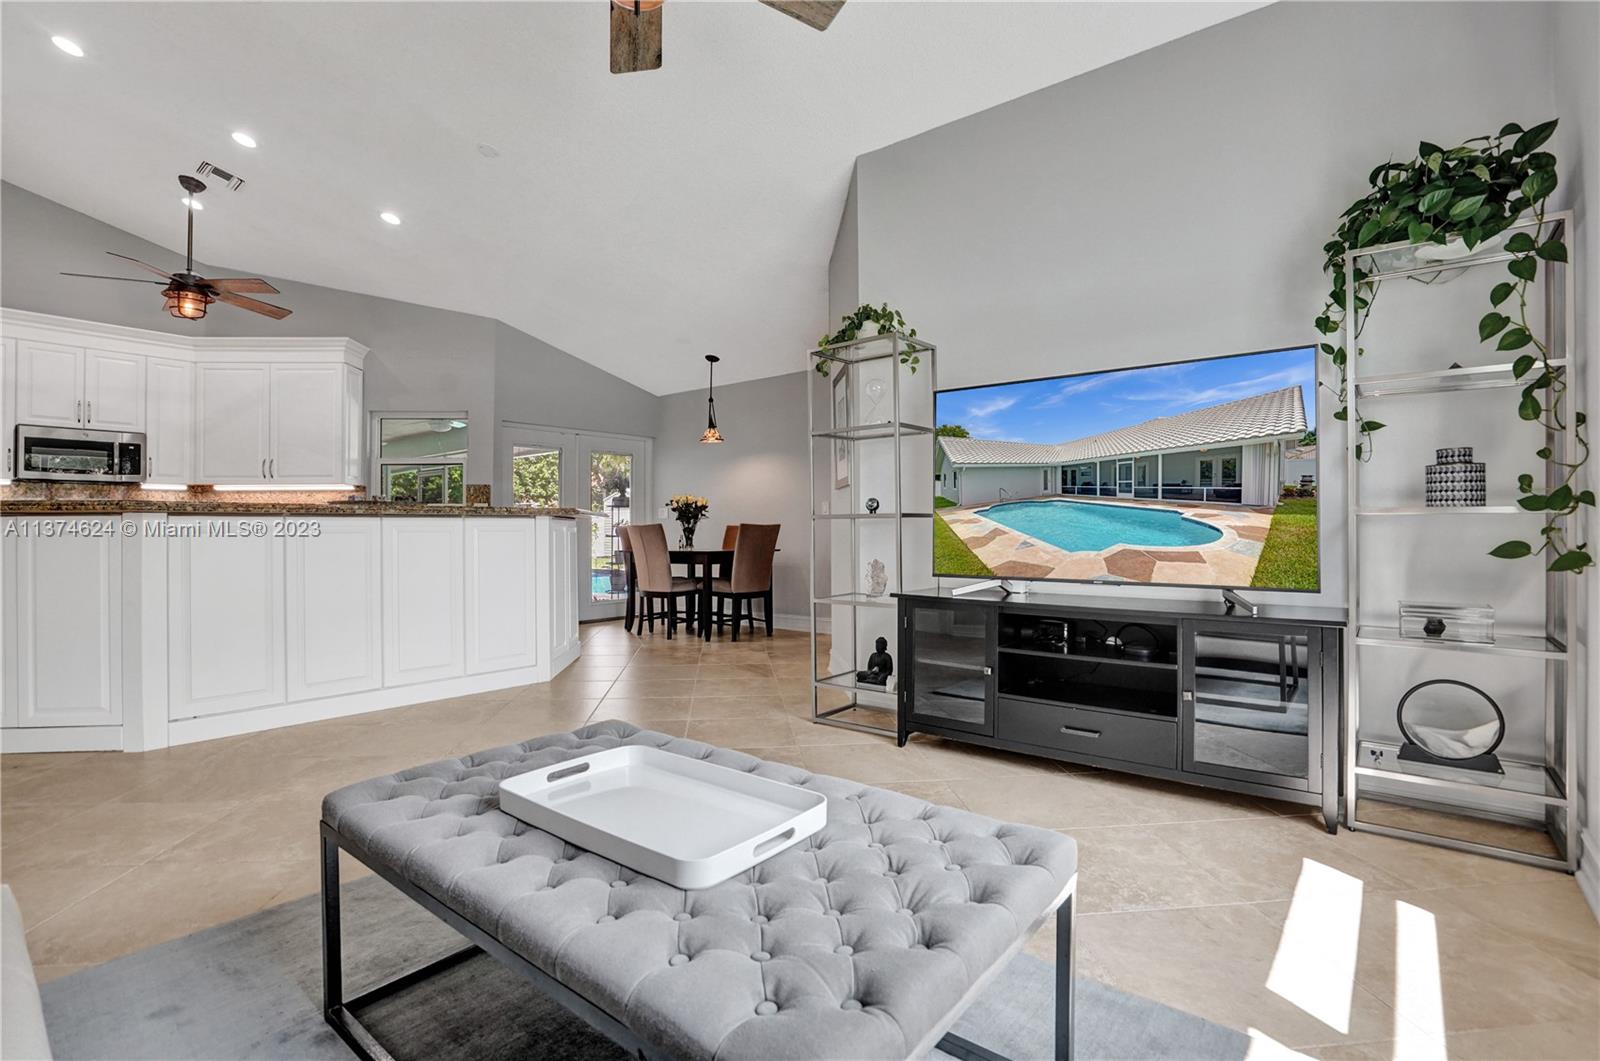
top-left (215, 290), bottom-right (293, 319)
top-left (760, 1), bottom-right (844, 31)
top-left (105, 251), bottom-right (176, 280)
top-left (60, 272), bottom-right (168, 285)
top-left (202, 277), bottom-right (280, 295)
top-left (610, 2), bottom-right (663, 74)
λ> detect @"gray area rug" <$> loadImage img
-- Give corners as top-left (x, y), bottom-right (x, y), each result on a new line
top-left (40, 875), bottom-right (1248, 1061)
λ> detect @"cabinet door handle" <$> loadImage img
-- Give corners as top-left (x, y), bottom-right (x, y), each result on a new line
top-left (86, 400), bottom-right (92, 423)
top-left (146, 455), bottom-right (152, 477)
top-left (1059, 726), bottom-right (1101, 739)
top-left (261, 458), bottom-right (267, 478)
top-left (269, 458), bottom-right (275, 478)
top-left (76, 399), bottom-right (82, 423)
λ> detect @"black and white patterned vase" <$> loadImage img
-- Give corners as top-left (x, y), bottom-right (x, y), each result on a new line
top-left (1425, 446), bottom-right (1486, 507)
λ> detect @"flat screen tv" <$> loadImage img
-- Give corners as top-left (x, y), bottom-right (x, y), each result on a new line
top-left (934, 345), bottom-right (1318, 591)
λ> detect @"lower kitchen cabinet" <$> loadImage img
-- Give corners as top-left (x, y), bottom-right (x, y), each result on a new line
top-left (465, 518), bottom-right (539, 675)
top-left (169, 518), bottom-right (286, 718)
top-left (383, 518), bottom-right (465, 686)
top-left (286, 519), bottom-right (382, 701)
top-left (3, 517), bottom-right (122, 727)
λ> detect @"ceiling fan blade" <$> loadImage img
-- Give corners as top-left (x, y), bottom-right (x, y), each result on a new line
top-left (760, 1), bottom-right (844, 31)
top-left (201, 277), bottom-right (280, 295)
top-left (215, 290), bottom-right (293, 320)
top-left (60, 272), bottom-right (168, 285)
top-left (105, 251), bottom-right (176, 280)
top-left (610, 2), bottom-right (663, 74)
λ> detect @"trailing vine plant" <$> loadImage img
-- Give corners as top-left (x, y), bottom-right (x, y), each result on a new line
top-left (1316, 119), bottom-right (1591, 573)
top-left (813, 303), bottom-right (919, 376)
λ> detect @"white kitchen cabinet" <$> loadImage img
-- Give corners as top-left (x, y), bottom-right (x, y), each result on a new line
top-left (144, 357), bottom-right (193, 482)
top-left (343, 364), bottom-right (365, 485)
top-left (195, 363), bottom-right (272, 483)
top-left (269, 364), bottom-right (344, 482)
top-left (547, 516), bottom-right (581, 666)
top-left (382, 518), bottom-right (464, 686)
top-left (286, 519), bottom-right (382, 701)
top-left (465, 518), bottom-right (539, 674)
top-left (169, 518), bottom-right (286, 718)
top-left (2, 338), bottom-right (16, 477)
top-left (14, 340), bottom-right (84, 428)
top-left (83, 349), bottom-right (146, 431)
top-left (8, 517), bottom-right (122, 727)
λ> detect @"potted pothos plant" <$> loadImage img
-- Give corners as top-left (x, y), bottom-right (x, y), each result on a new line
top-left (813, 303), bottom-right (921, 376)
top-left (1317, 119), bottom-right (1591, 573)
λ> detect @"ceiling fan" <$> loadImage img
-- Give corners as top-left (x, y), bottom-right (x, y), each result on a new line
top-left (61, 174), bottom-right (292, 321)
top-left (611, 1), bottom-right (844, 74)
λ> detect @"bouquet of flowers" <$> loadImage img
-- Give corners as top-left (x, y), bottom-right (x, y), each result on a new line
top-left (666, 494), bottom-right (710, 547)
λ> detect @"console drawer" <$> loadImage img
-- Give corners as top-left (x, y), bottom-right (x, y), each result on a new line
top-left (996, 697), bottom-right (1177, 768)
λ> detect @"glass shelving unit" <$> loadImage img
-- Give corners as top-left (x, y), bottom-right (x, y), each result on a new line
top-left (806, 331), bottom-right (937, 736)
top-left (1343, 211), bottom-right (1577, 872)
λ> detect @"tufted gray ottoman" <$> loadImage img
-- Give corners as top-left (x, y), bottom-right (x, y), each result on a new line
top-left (320, 721), bottom-right (1078, 1060)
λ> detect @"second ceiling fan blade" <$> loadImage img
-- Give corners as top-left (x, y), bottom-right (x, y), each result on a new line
top-left (203, 277), bottom-right (280, 294)
top-left (105, 251), bottom-right (176, 280)
top-left (60, 272), bottom-right (168, 285)
top-left (610, 1), bottom-right (662, 74)
top-left (215, 290), bottom-right (293, 319)
top-left (760, 1), bottom-right (845, 31)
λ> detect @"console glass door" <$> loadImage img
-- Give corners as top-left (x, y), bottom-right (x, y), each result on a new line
top-left (1184, 621), bottom-right (1316, 790)
top-left (906, 602), bottom-right (993, 736)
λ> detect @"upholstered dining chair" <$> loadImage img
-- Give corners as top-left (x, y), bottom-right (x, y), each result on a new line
top-left (721, 525), bottom-right (740, 549)
top-left (630, 523), bottom-right (702, 639)
top-left (711, 523), bottom-right (779, 641)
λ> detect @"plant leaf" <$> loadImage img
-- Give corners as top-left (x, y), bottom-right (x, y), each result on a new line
top-left (1536, 238), bottom-right (1568, 262)
top-left (1579, 490), bottom-right (1596, 507)
top-left (1512, 354), bottom-right (1536, 377)
top-left (1497, 327), bottom-right (1533, 351)
top-left (1518, 494), bottom-right (1548, 511)
top-left (1489, 540), bottom-right (1533, 559)
top-left (1536, 446), bottom-right (1552, 459)
top-left (1508, 256), bottom-right (1539, 281)
top-left (1512, 119), bottom-right (1558, 157)
top-left (1518, 391), bottom-right (1541, 420)
top-left (1548, 549), bottom-right (1592, 573)
top-left (1497, 122), bottom-right (1524, 137)
top-left (1517, 473), bottom-right (1535, 492)
top-left (1418, 188), bottom-right (1452, 216)
top-left (1357, 218), bottom-right (1383, 246)
top-left (1490, 281), bottom-right (1516, 306)
top-left (1548, 484), bottom-right (1573, 509)
top-left (1448, 193), bottom-right (1487, 221)
top-left (1361, 420), bottom-right (1385, 433)
top-left (1506, 232), bottom-right (1537, 254)
top-left (1478, 312), bottom-right (1510, 340)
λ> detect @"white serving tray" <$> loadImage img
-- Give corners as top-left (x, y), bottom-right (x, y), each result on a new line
top-left (498, 746), bottom-right (826, 889)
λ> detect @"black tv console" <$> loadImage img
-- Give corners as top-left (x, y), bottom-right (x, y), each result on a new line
top-left (894, 588), bottom-right (1347, 832)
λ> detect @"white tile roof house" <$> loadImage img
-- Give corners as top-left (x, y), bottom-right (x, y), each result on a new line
top-left (938, 386), bottom-right (1308, 507)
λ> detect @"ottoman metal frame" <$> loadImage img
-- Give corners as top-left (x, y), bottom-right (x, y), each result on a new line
top-left (321, 823), bottom-right (1076, 1061)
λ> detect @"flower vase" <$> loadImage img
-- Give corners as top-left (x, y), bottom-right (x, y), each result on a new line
top-left (680, 521), bottom-right (697, 549)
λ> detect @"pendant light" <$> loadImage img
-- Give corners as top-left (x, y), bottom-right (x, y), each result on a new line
top-left (699, 354), bottom-right (725, 444)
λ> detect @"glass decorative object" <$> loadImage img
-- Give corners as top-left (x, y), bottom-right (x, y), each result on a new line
top-left (1398, 601), bottom-right (1494, 644)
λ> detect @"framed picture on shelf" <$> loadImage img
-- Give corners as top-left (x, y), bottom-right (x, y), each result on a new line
top-left (832, 367), bottom-right (851, 489)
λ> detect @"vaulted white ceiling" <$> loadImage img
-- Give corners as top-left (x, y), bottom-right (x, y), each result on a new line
top-left (1, 2), bottom-right (1260, 393)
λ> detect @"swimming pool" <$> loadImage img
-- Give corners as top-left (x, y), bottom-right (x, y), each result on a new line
top-left (975, 500), bottom-right (1222, 552)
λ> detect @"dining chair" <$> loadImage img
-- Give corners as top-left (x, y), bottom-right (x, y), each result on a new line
top-left (721, 525), bottom-right (740, 549)
top-left (710, 523), bottom-right (779, 641)
top-left (630, 523), bottom-right (702, 639)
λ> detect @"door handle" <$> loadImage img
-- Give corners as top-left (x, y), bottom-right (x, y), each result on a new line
top-left (76, 399), bottom-right (82, 423)
top-left (1059, 726), bottom-right (1101, 739)
top-left (269, 458), bottom-right (275, 478)
top-left (261, 458), bottom-right (267, 478)
top-left (146, 455), bottom-right (152, 477)
top-left (1182, 690), bottom-right (1195, 703)
top-left (86, 400), bottom-right (92, 423)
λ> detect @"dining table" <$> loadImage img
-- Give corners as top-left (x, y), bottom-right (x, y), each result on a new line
top-left (620, 544), bottom-right (777, 641)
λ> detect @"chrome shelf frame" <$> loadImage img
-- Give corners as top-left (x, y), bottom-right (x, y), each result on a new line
top-left (1342, 211), bottom-right (1577, 873)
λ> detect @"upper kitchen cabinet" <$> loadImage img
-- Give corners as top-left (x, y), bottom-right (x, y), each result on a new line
top-left (0, 310), bottom-right (368, 487)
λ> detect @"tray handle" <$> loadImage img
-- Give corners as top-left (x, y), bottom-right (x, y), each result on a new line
top-left (546, 761), bottom-right (592, 784)
top-left (752, 827), bottom-right (796, 859)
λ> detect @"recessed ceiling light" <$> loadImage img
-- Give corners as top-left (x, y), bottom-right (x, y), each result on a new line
top-left (51, 35), bottom-right (84, 58)
top-left (231, 130), bottom-right (257, 149)
top-left (379, 211), bottom-right (401, 226)
top-left (181, 197), bottom-right (203, 211)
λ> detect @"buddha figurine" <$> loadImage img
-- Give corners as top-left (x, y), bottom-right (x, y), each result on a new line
top-left (856, 637), bottom-right (894, 686)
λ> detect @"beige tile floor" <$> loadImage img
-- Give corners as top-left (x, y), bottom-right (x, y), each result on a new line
top-left (3, 622), bottom-right (1596, 1058)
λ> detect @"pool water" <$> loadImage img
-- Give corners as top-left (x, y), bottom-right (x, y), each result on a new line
top-left (976, 500), bottom-right (1222, 552)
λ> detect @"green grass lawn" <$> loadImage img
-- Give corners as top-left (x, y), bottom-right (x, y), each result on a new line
top-left (1250, 497), bottom-right (1319, 590)
top-left (933, 497), bottom-right (995, 578)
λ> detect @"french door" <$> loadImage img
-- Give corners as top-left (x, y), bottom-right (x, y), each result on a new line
top-left (503, 425), bottom-right (650, 622)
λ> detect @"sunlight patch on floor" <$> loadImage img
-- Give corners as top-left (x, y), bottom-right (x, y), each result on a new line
top-left (1392, 899), bottom-right (1448, 1060)
top-left (1266, 858), bottom-right (1364, 1034)
top-left (1244, 1028), bottom-right (1314, 1059)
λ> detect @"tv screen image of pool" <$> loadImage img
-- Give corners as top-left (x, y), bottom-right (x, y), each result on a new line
top-left (933, 345), bottom-right (1319, 591)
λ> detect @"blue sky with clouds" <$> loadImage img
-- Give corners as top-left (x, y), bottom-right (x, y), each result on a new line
top-left (935, 347), bottom-right (1317, 445)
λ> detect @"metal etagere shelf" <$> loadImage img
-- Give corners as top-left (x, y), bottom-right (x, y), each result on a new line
top-left (806, 331), bottom-right (937, 737)
top-left (1343, 211), bottom-right (1578, 872)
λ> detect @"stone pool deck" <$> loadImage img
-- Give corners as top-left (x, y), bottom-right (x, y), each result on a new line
top-left (941, 495), bottom-right (1276, 584)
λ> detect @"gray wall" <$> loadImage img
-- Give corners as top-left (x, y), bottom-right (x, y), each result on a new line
top-left (1, 181), bottom-right (656, 497)
top-left (652, 371), bottom-right (812, 623)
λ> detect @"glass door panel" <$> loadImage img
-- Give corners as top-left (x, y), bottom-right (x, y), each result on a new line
top-left (511, 444), bottom-right (562, 507)
top-left (588, 450), bottom-right (634, 607)
top-left (1184, 622), bottom-right (1315, 789)
top-left (1116, 460), bottom-right (1134, 497)
top-left (906, 603), bottom-right (993, 735)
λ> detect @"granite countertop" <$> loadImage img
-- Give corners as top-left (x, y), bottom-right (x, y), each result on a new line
top-left (0, 499), bottom-right (583, 519)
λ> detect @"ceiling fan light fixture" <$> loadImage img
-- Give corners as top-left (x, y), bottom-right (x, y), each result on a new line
top-left (181, 196), bottom-right (203, 211)
top-left (164, 287), bottom-right (212, 321)
top-left (51, 35), bottom-right (84, 58)
top-left (231, 130), bottom-right (257, 149)
top-left (379, 211), bottom-right (401, 226)
top-left (700, 354), bottom-right (726, 444)
top-left (611, 0), bottom-right (665, 10)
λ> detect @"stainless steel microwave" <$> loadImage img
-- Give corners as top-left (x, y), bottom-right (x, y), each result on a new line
top-left (14, 425), bottom-right (146, 483)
